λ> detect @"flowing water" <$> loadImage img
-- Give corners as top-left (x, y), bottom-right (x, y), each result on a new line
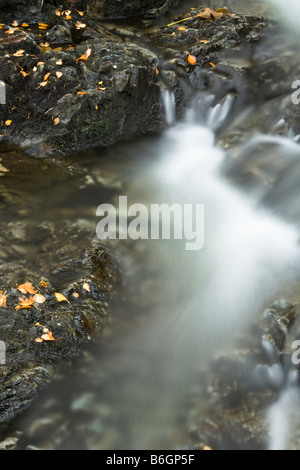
top-left (1, 0), bottom-right (300, 451)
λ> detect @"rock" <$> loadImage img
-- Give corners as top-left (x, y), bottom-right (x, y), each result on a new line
top-left (87, 0), bottom-right (177, 19)
top-left (0, 219), bottom-right (121, 424)
top-left (0, 22), bottom-right (162, 157)
top-left (187, 299), bottom-right (300, 450)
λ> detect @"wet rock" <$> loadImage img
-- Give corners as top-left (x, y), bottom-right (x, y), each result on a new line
top-left (188, 299), bottom-right (300, 450)
top-left (0, 21), bottom-right (162, 157)
top-left (0, 220), bottom-right (122, 424)
top-left (87, 0), bottom-right (177, 19)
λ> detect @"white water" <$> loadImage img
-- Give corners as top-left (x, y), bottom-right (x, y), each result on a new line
top-left (94, 93), bottom-right (300, 449)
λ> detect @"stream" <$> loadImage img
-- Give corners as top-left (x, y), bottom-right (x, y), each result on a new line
top-left (1, 0), bottom-right (300, 451)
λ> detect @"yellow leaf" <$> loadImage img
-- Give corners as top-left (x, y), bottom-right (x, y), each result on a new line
top-left (54, 117), bottom-right (60, 126)
top-left (56, 59), bottom-right (63, 66)
top-left (76, 10), bottom-right (84, 16)
top-left (73, 292), bottom-right (79, 298)
top-left (21, 23), bottom-right (29, 27)
top-left (0, 163), bottom-right (10, 173)
top-left (55, 292), bottom-right (70, 303)
top-left (202, 445), bottom-right (213, 450)
top-left (35, 337), bottom-right (43, 343)
top-left (56, 71), bottom-right (63, 79)
top-left (39, 281), bottom-right (48, 288)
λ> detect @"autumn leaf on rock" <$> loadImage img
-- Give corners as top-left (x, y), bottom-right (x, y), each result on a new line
top-left (187, 54), bottom-right (197, 66)
top-left (33, 294), bottom-right (46, 304)
top-left (55, 292), bottom-right (70, 304)
top-left (17, 282), bottom-right (38, 295)
top-left (83, 282), bottom-right (90, 292)
top-left (15, 296), bottom-right (36, 310)
top-left (13, 49), bottom-right (25, 57)
top-left (76, 47), bottom-right (92, 63)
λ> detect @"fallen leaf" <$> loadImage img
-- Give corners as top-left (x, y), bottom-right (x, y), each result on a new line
top-left (37, 62), bottom-right (45, 66)
top-left (76, 47), bottom-right (92, 63)
top-left (20, 70), bottom-right (30, 77)
top-left (5, 120), bottom-right (12, 126)
top-left (187, 54), bottom-right (197, 66)
top-left (12, 20), bottom-right (19, 27)
top-left (55, 292), bottom-right (70, 303)
top-left (0, 164), bottom-right (9, 173)
top-left (83, 282), bottom-right (90, 292)
top-left (55, 9), bottom-right (61, 16)
top-left (73, 292), bottom-right (79, 298)
top-left (15, 296), bottom-right (36, 310)
top-left (54, 117), bottom-right (60, 126)
top-left (56, 59), bottom-right (63, 66)
top-left (17, 282), bottom-right (38, 295)
top-left (202, 445), bottom-right (213, 450)
top-left (5, 29), bottom-right (15, 34)
top-left (41, 332), bottom-right (55, 341)
top-left (75, 21), bottom-right (86, 29)
top-left (35, 337), bottom-right (43, 343)
top-left (33, 294), bottom-right (46, 304)
top-left (35, 322), bottom-right (41, 326)
top-left (13, 49), bottom-right (25, 57)
top-left (209, 62), bottom-right (216, 67)
top-left (76, 10), bottom-right (84, 16)
top-left (168, 7), bottom-right (231, 26)
top-left (38, 23), bottom-right (49, 30)
top-left (56, 71), bottom-right (63, 79)
top-left (43, 72), bottom-right (51, 81)
top-left (21, 23), bottom-right (29, 27)
top-left (178, 27), bottom-right (186, 31)
top-left (0, 292), bottom-right (8, 307)
top-left (65, 15), bottom-right (72, 20)
top-left (77, 91), bottom-right (89, 95)
top-left (39, 281), bottom-right (48, 288)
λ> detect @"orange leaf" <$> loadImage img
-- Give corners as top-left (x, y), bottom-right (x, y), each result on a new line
top-left (5, 120), bottom-right (12, 126)
top-left (55, 292), bottom-right (70, 303)
top-left (0, 292), bottom-right (8, 307)
top-left (43, 72), bottom-right (51, 81)
top-left (41, 331), bottom-right (55, 341)
top-left (73, 292), bottom-right (79, 298)
top-left (187, 54), bottom-right (197, 66)
top-left (35, 337), bottom-right (43, 343)
top-left (17, 282), bottom-right (38, 295)
top-left (76, 47), bottom-right (92, 63)
top-left (15, 296), bottom-right (36, 310)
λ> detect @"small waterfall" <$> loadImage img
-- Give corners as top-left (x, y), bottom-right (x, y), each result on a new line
top-left (161, 89), bottom-right (176, 126)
